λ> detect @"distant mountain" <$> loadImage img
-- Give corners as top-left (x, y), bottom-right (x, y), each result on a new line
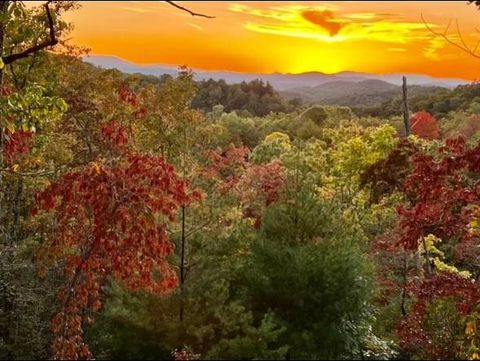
top-left (281, 79), bottom-right (446, 108)
top-left (84, 55), bottom-right (179, 77)
top-left (83, 55), bottom-right (469, 91)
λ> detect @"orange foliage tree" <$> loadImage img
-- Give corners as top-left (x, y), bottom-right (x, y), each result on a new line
top-left (33, 120), bottom-right (200, 359)
top-left (411, 111), bottom-right (441, 140)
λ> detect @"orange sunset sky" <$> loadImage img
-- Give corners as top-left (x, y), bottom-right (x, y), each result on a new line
top-left (60, 1), bottom-right (480, 80)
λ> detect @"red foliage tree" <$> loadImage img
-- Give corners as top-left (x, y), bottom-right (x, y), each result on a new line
top-left (236, 160), bottom-right (286, 228)
top-left (397, 272), bottom-right (480, 359)
top-left (33, 152), bottom-right (199, 359)
top-left (117, 82), bottom-right (147, 119)
top-left (411, 111), bottom-right (441, 140)
top-left (101, 119), bottom-right (129, 147)
top-left (0, 81), bottom-right (13, 96)
top-left (202, 143), bottom-right (250, 192)
top-left (3, 129), bottom-right (33, 164)
top-left (202, 144), bottom-right (286, 228)
top-left (389, 137), bottom-right (480, 358)
top-left (117, 83), bottom-right (139, 107)
top-left (364, 137), bottom-right (480, 358)
top-left (396, 137), bottom-right (480, 250)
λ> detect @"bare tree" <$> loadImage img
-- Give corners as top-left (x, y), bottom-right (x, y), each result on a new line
top-left (421, 2), bottom-right (480, 60)
top-left (166, 1), bottom-right (215, 18)
top-left (0, 1), bottom-right (213, 66)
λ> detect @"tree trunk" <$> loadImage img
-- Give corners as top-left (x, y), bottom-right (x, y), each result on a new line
top-left (402, 76), bottom-right (411, 136)
top-left (179, 205), bottom-right (186, 322)
top-left (0, 4), bottom-right (12, 358)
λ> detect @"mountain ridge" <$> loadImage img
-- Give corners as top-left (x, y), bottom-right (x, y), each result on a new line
top-left (281, 79), bottom-right (446, 108)
top-left (83, 55), bottom-right (469, 90)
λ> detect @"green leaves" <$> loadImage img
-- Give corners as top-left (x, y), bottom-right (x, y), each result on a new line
top-left (0, 84), bottom-right (67, 134)
top-left (242, 235), bottom-right (374, 359)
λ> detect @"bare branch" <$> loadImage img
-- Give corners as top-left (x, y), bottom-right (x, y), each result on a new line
top-left (474, 40), bottom-right (480, 55)
top-left (1, 1), bottom-right (212, 66)
top-left (0, 165), bottom-right (67, 177)
top-left (456, 19), bottom-right (470, 52)
top-left (443, 19), bottom-right (451, 36)
top-left (165, 1), bottom-right (214, 19)
top-left (2, 1), bottom-right (58, 65)
top-left (421, 13), bottom-right (480, 59)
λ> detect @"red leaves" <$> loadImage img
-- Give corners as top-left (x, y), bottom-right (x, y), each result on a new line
top-left (117, 83), bottom-right (147, 118)
top-left (397, 273), bottom-right (480, 359)
top-left (202, 143), bottom-right (250, 188)
top-left (101, 120), bottom-right (129, 147)
top-left (202, 144), bottom-right (286, 227)
top-left (34, 153), bottom-right (197, 360)
top-left (118, 83), bottom-right (139, 107)
top-left (411, 273), bottom-right (480, 314)
top-left (237, 160), bottom-right (286, 206)
top-left (396, 137), bottom-right (480, 250)
top-left (411, 111), bottom-right (441, 140)
top-left (0, 83), bottom-right (13, 96)
top-left (374, 136), bottom-right (480, 357)
top-left (3, 129), bottom-right (33, 164)
top-left (234, 160), bottom-right (286, 228)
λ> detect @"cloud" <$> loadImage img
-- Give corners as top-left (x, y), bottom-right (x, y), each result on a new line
top-left (345, 12), bottom-right (400, 20)
top-left (230, 4), bottom-right (437, 44)
top-left (120, 6), bottom-right (153, 14)
top-left (120, 5), bottom-right (159, 14)
top-left (423, 37), bottom-right (447, 60)
top-left (188, 23), bottom-right (203, 31)
top-left (230, 3), bottom-right (337, 23)
top-left (301, 10), bottom-right (345, 36)
top-left (244, 23), bottom-right (347, 43)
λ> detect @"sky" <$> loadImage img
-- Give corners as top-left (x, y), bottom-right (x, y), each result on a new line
top-left (59, 1), bottom-right (480, 80)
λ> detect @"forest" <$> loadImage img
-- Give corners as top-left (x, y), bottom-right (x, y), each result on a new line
top-left (2, 1), bottom-right (480, 360)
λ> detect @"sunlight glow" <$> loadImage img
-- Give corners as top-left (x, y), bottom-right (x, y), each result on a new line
top-left (60, 1), bottom-right (480, 80)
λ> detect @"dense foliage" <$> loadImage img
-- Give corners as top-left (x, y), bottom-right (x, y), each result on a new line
top-left (1, 2), bottom-right (480, 361)
top-left (192, 78), bottom-right (302, 117)
top-left (356, 83), bottom-right (480, 120)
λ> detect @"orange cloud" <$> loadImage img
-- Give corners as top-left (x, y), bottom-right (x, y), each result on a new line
top-left (61, 1), bottom-right (480, 80)
top-left (231, 4), bottom-right (437, 44)
top-left (301, 10), bottom-right (344, 36)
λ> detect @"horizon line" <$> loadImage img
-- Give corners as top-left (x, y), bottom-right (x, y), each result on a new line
top-left (82, 54), bottom-right (473, 83)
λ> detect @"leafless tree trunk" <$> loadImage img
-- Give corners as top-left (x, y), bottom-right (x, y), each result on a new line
top-left (402, 76), bottom-right (411, 136)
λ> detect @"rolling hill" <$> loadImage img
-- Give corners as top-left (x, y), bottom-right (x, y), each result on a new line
top-left (83, 55), bottom-right (464, 108)
top-left (83, 55), bottom-right (468, 91)
top-left (280, 79), bottom-right (446, 107)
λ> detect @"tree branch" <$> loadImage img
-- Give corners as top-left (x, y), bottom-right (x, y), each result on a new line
top-left (421, 13), bottom-right (480, 59)
top-left (0, 166), bottom-right (65, 177)
top-left (2, 1), bottom-right (58, 65)
top-left (165, 1), bottom-right (215, 19)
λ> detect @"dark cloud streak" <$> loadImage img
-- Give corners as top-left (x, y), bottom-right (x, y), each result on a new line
top-left (302, 10), bottom-right (345, 36)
